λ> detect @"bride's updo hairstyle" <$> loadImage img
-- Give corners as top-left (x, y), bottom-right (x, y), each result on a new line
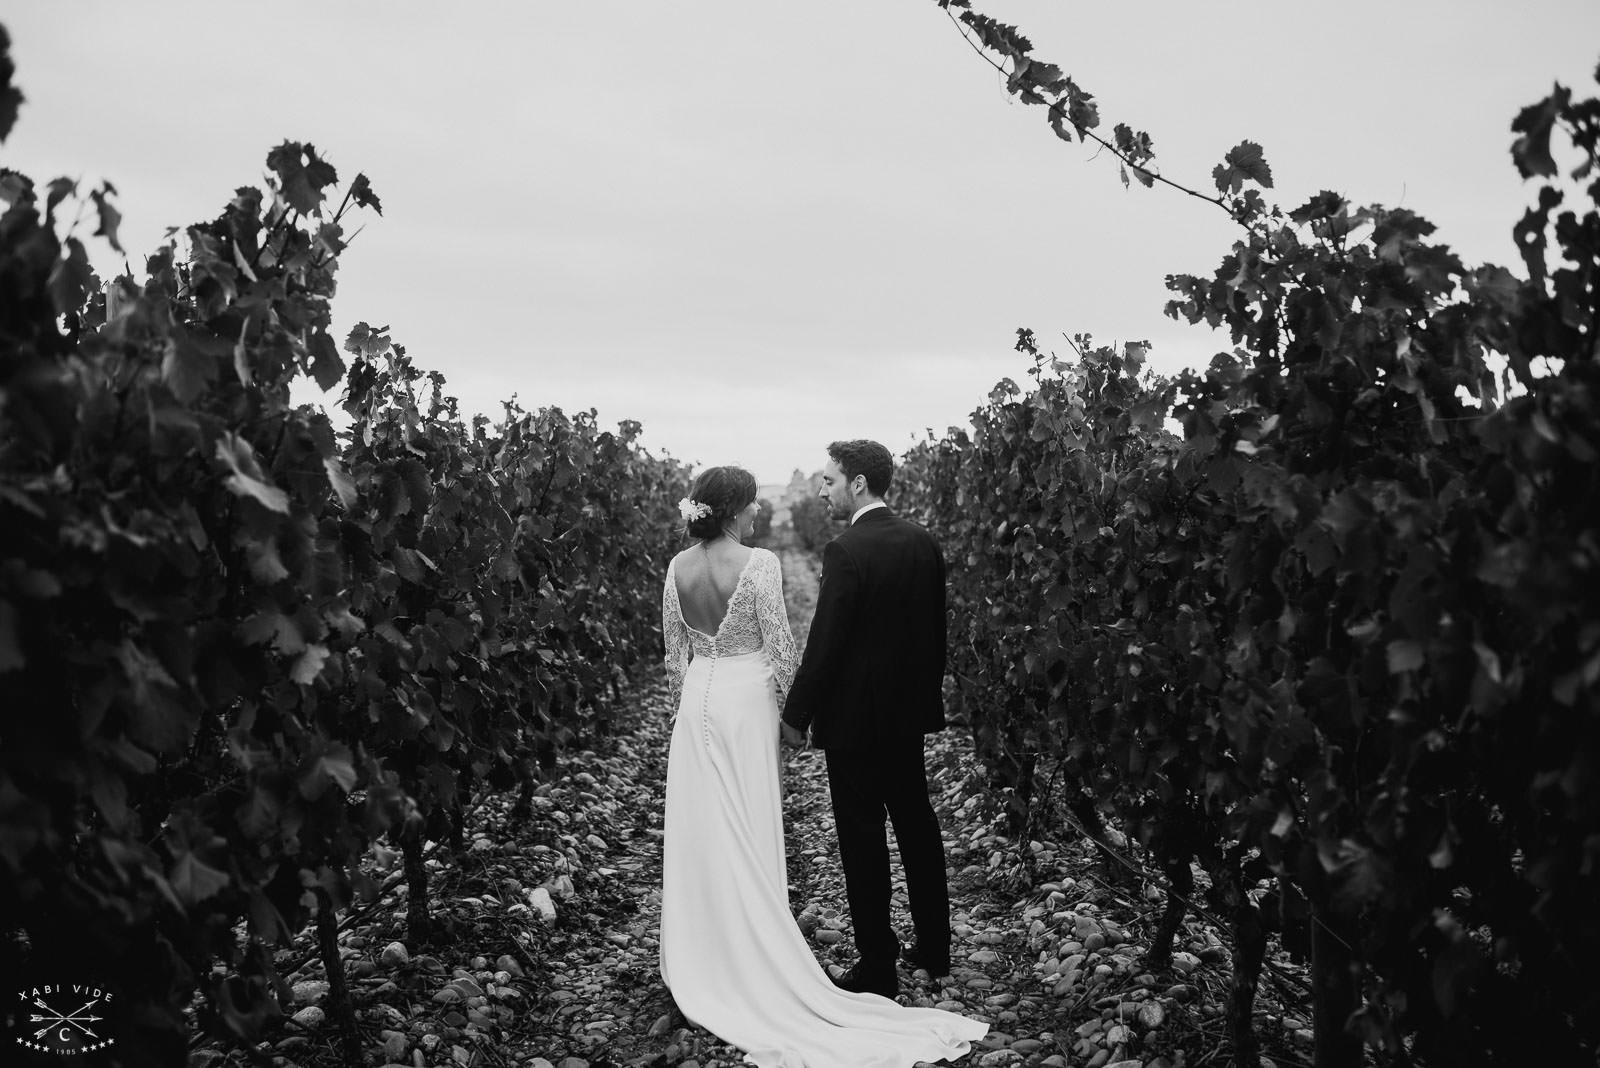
top-left (683, 466), bottom-right (758, 541)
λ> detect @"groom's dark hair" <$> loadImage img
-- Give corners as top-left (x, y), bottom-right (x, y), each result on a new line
top-left (827, 439), bottom-right (893, 497)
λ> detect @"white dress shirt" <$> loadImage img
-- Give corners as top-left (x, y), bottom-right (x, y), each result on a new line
top-left (850, 501), bottom-right (888, 526)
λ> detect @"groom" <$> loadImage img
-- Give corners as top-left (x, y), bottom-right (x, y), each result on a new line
top-left (780, 439), bottom-right (953, 999)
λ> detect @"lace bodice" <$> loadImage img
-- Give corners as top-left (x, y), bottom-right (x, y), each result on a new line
top-left (662, 547), bottom-right (799, 706)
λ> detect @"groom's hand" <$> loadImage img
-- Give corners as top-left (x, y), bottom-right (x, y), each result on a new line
top-left (780, 721), bottom-right (807, 748)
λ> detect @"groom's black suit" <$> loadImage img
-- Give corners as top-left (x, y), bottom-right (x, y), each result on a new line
top-left (782, 506), bottom-right (952, 975)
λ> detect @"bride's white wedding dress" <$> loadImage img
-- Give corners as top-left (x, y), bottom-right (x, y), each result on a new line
top-left (659, 546), bottom-right (987, 1068)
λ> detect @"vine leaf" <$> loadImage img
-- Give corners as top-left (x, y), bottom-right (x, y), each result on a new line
top-left (390, 547), bottom-right (428, 584)
top-left (306, 748), bottom-right (357, 795)
top-left (238, 610), bottom-right (299, 651)
top-left (1513, 185), bottom-right (1562, 284)
top-left (1064, 85), bottom-right (1100, 135)
top-left (266, 141), bottom-right (338, 216)
top-left (291, 644), bottom-right (330, 686)
top-left (163, 337), bottom-right (217, 403)
top-left (1386, 639), bottom-right (1425, 674)
top-left (90, 182), bottom-right (123, 253)
top-left (245, 538), bottom-right (289, 584)
top-left (324, 605), bottom-right (366, 638)
top-left (1007, 54), bottom-right (1033, 94)
top-left (1049, 109), bottom-right (1079, 145)
top-left (169, 852), bottom-right (231, 907)
top-left (349, 173), bottom-right (382, 216)
top-left (309, 330), bottom-right (344, 392)
top-left (1112, 123), bottom-right (1155, 167)
top-left (344, 321), bottom-right (392, 359)
top-left (1510, 85), bottom-right (1570, 179)
top-left (1213, 140), bottom-right (1274, 195)
top-left (960, 11), bottom-right (1033, 58)
top-left (323, 457), bottom-right (358, 510)
top-left (216, 433), bottom-right (290, 514)
top-left (45, 177), bottom-right (75, 222)
top-left (48, 236), bottom-right (92, 316)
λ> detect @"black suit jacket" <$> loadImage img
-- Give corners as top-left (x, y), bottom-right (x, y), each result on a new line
top-left (781, 507), bottom-right (948, 749)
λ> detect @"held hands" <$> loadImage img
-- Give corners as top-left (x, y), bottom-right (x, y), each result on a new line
top-left (780, 721), bottom-right (808, 748)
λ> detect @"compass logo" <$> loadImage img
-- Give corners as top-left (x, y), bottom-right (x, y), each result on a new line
top-left (13, 983), bottom-right (117, 1056)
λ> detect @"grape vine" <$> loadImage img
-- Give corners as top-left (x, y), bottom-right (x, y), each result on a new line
top-left (0, 37), bottom-right (687, 1063)
top-left (902, 4), bottom-right (1600, 1064)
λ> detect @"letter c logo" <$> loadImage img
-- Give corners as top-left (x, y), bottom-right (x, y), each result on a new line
top-left (60, 1027), bottom-right (71, 1043)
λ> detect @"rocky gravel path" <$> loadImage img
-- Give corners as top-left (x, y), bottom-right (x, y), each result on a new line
top-left (225, 541), bottom-right (1313, 1068)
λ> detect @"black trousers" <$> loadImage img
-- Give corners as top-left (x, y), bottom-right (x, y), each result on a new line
top-left (824, 738), bottom-right (951, 970)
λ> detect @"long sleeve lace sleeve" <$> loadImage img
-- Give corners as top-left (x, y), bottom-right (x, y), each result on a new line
top-left (662, 559), bottom-right (689, 707)
top-left (754, 549), bottom-right (799, 704)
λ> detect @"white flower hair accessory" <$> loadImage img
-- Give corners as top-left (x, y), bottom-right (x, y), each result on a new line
top-left (678, 497), bottom-right (713, 522)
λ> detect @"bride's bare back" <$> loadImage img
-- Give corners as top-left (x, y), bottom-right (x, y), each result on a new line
top-left (673, 542), bottom-right (755, 636)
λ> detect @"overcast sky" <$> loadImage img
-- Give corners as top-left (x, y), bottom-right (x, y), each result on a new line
top-left (5, 2), bottom-right (1596, 486)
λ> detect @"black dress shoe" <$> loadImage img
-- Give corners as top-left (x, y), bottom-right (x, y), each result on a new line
top-left (831, 961), bottom-right (898, 999)
top-left (901, 943), bottom-right (951, 978)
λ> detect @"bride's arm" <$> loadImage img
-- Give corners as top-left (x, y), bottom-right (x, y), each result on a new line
top-left (754, 550), bottom-right (799, 704)
top-left (662, 561), bottom-right (689, 706)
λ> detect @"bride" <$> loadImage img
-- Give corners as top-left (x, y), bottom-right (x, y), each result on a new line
top-left (658, 465), bottom-right (986, 1067)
